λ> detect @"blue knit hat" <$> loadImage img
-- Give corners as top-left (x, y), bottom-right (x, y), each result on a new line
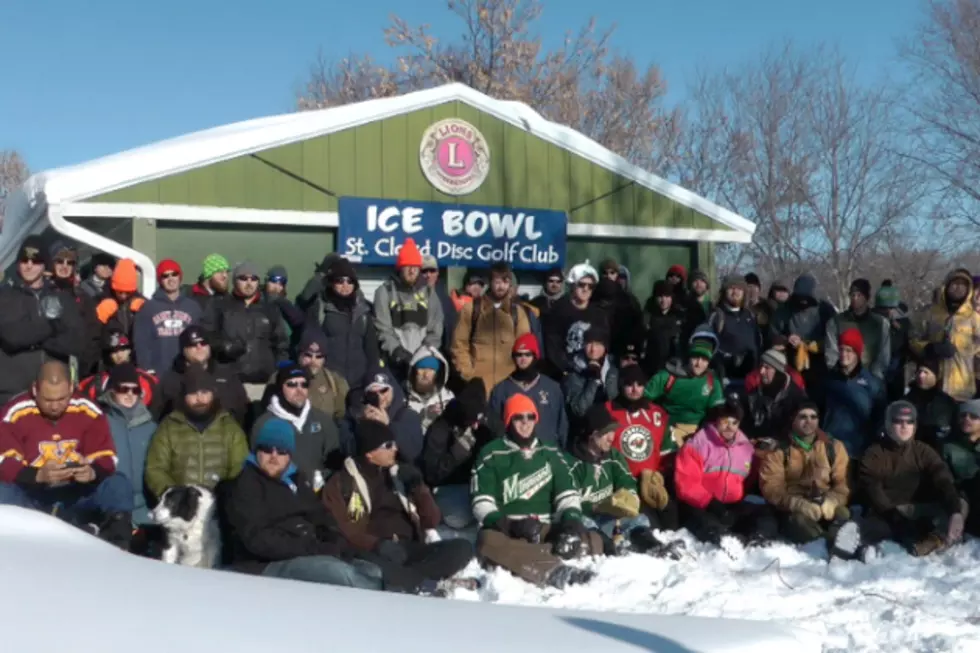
top-left (414, 356), bottom-right (441, 371)
top-left (254, 418), bottom-right (295, 455)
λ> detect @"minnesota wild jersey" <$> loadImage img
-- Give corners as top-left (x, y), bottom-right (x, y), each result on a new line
top-left (565, 447), bottom-right (637, 517)
top-left (471, 437), bottom-right (582, 527)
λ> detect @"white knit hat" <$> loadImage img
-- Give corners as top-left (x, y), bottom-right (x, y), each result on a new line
top-left (566, 261), bottom-right (599, 285)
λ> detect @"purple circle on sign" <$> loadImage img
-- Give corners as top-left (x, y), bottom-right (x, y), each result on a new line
top-left (436, 136), bottom-right (474, 178)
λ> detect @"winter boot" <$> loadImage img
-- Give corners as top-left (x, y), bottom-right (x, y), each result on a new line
top-left (545, 564), bottom-right (596, 589)
top-left (98, 512), bottom-right (134, 552)
top-left (553, 531), bottom-right (584, 560)
top-left (830, 520), bottom-right (862, 561)
top-left (629, 528), bottom-right (686, 560)
top-left (911, 532), bottom-right (945, 557)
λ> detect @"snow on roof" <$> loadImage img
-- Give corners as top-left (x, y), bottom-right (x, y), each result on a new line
top-left (14, 82), bottom-right (755, 235)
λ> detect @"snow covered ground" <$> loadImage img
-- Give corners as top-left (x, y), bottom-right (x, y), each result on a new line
top-left (447, 530), bottom-right (980, 653)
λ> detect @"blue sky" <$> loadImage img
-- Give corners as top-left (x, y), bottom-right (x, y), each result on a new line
top-left (0, 0), bottom-right (923, 172)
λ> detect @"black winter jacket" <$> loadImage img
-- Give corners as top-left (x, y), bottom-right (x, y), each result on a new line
top-left (643, 307), bottom-right (685, 376)
top-left (306, 290), bottom-right (379, 391)
top-left (251, 403), bottom-right (344, 481)
top-left (223, 461), bottom-right (353, 574)
top-left (155, 358), bottom-right (250, 426)
top-left (202, 293), bottom-right (288, 383)
top-left (0, 278), bottom-right (84, 402)
top-left (421, 409), bottom-right (503, 487)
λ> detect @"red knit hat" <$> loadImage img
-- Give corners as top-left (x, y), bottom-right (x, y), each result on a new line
top-left (512, 333), bottom-right (541, 359)
top-left (157, 259), bottom-right (182, 281)
top-left (839, 328), bottom-right (864, 359)
top-left (395, 238), bottom-right (423, 269)
top-left (667, 264), bottom-right (688, 282)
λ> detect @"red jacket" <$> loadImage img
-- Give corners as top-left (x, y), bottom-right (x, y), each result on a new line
top-left (0, 393), bottom-right (117, 484)
top-left (743, 367), bottom-right (805, 394)
top-left (78, 369), bottom-right (158, 408)
top-left (605, 399), bottom-right (670, 477)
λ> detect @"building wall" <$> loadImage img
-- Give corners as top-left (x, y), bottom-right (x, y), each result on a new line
top-left (89, 101), bottom-right (733, 234)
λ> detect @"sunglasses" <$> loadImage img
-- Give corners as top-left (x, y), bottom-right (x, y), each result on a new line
top-left (301, 352), bottom-right (325, 360)
top-left (892, 418), bottom-right (915, 425)
top-left (237, 275), bottom-right (260, 282)
top-left (513, 351), bottom-right (535, 359)
top-left (962, 413), bottom-right (980, 420)
top-left (160, 271), bottom-right (180, 280)
top-left (333, 277), bottom-right (354, 285)
top-left (422, 269), bottom-right (438, 275)
top-left (467, 279), bottom-right (487, 287)
top-left (187, 340), bottom-right (208, 348)
top-left (268, 276), bottom-right (287, 284)
top-left (54, 258), bottom-right (76, 266)
top-left (284, 380), bottom-right (309, 389)
top-left (512, 413), bottom-right (537, 423)
top-left (257, 445), bottom-right (291, 456)
top-left (717, 416), bottom-right (740, 426)
top-left (114, 385), bottom-right (141, 396)
top-left (667, 273), bottom-right (681, 280)
top-left (576, 282), bottom-right (595, 291)
top-left (19, 257), bottom-right (42, 265)
top-left (377, 441), bottom-right (397, 450)
top-left (797, 413), bottom-right (819, 421)
top-left (546, 277), bottom-right (563, 284)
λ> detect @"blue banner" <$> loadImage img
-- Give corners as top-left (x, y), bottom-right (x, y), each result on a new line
top-left (337, 196), bottom-right (567, 270)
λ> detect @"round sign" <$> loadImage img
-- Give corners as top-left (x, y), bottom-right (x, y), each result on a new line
top-left (419, 118), bottom-right (490, 196)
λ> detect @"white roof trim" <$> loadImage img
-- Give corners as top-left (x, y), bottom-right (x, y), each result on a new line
top-left (60, 202), bottom-right (752, 244)
top-left (10, 83), bottom-right (753, 239)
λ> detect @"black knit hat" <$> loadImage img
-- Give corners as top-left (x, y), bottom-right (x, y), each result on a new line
top-left (276, 362), bottom-right (309, 387)
top-left (179, 325), bottom-right (209, 349)
top-left (744, 272), bottom-right (761, 287)
top-left (583, 404), bottom-right (617, 439)
top-left (103, 328), bottom-right (132, 353)
top-left (849, 278), bottom-right (872, 299)
top-left (108, 363), bottom-right (141, 390)
top-left (585, 324), bottom-right (610, 347)
top-left (326, 257), bottom-right (357, 283)
top-left (915, 354), bottom-right (941, 379)
top-left (91, 252), bottom-right (117, 269)
top-left (618, 363), bottom-right (648, 388)
top-left (181, 367), bottom-right (217, 395)
top-left (542, 266), bottom-right (563, 282)
top-left (356, 419), bottom-right (396, 455)
top-left (449, 378), bottom-right (487, 426)
top-left (17, 235), bottom-right (47, 267)
top-left (789, 398), bottom-right (820, 420)
top-left (652, 280), bottom-right (672, 298)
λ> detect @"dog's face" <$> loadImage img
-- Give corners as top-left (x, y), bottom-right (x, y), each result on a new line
top-left (151, 485), bottom-right (213, 530)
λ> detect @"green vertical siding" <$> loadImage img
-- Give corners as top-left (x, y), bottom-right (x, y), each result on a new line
top-left (90, 101), bottom-right (735, 235)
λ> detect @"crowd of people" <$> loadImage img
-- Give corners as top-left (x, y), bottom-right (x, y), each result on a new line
top-left (1, 232), bottom-right (979, 594)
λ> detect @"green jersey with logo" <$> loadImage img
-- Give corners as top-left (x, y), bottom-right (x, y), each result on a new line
top-left (471, 437), bottom-right (582, 527)
top-left (565, 448), bottom-right (637, 517)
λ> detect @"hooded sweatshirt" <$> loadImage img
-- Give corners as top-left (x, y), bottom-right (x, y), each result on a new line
top-left (405, 346), bottom-right (455, 433)
top-left (345, 367), bottom-right (424, 463)
top-left (133, 288), bottom-right (202, 374)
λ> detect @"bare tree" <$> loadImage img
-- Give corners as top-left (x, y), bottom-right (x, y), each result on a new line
top-left (679, 44), bottom-right (933, 306)
top-left (297, 0), bottom-right (681, 173)
top-left (902, 0), bottom-right (980, 231)
top-left (0, 150), bottom-right (28, 232)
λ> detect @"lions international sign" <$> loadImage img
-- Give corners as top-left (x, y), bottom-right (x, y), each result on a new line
top-left (419, 118), bottom-right (490, 196)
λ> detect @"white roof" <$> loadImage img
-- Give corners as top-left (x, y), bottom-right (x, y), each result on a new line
top-left (13, 83), bottom-right (753, 237)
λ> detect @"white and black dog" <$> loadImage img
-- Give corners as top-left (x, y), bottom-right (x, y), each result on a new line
top-left (150, 485), bottom-right (222, 569)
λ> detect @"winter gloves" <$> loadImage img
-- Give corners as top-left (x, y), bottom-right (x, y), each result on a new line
top-left (820, 497), bottom-right (839, 522)
top-left (788, 496), bottom-right (824, 522)
top-left (449, 427), bottom-right (478, 461)
top-left (638, 470), bottom-right (670, 511)
top-left (594, 488), bottom-right (640, 519)
top-left (947, 512), bottom-right (965, 544)
top-left (496, 516), bottom-right (543, 544)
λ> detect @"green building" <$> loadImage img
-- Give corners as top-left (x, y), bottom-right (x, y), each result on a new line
top-left (2, 83), bottom-right (753, 301)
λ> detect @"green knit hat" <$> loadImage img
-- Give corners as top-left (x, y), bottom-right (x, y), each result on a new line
top-left (201, 253), bottom-right (230, 279)
top-left (875, 285), bottom-right (901, 309)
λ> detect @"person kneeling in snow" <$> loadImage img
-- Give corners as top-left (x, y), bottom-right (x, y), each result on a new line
top-left (675, 400), bottom-right (778, 548)
top-left (832, 400), bottom-right (966, 561)
top-left (322, 419), bottom-right (473, 594)
top-left (568, 405), bottom-right (683, 559)
top-left (472, 394), bottom-right (600, 589)
top-left (759, 400), bottom-right (851, 544)
top-left (224, 418), bottom-right (385, 590)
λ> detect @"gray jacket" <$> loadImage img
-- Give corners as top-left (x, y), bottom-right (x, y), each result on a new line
top-left (372, 275), bottom-right (444, 358)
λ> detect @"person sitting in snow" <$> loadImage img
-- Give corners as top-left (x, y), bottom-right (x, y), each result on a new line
top-left (488, 333), bottom-right (568, 449)
top-left (674, 400), bottom-right (778, 549)
top-left (832, 400), bottom-right (966, 561)
top-left (421, 379), bottom-right (502, 528)
top-left (404, 346), bottom-right (454, 434)
top-left (604, 365), bottom-right (676, 531)
top-left (758, 400), bottom-right (851, 544)
top-left (940, 399), bottom-right (980, 537)
top-left (567, 405), bottom-right (683, 559)
top-left (471, 393), bottom-right (599, 589)
top-left (643, 328), bottom-right (724, 454)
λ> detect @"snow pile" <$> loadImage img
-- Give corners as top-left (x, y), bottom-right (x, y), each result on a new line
top-left (448, 531), bottom-right (980, 653)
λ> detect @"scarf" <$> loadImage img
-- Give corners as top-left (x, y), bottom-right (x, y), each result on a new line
top-left (268, 395), bottom-right (311, 433)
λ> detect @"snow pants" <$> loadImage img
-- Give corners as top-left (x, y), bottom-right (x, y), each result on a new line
top-left (0, 475), bottom-right (134, 521)
top-left (477, 525), bottom-right (603, 586)
top-left (432, 484), bottom-right (474, 529)
top-left (681, 500), bottom-right (778, 544)
top-left (362, 539), bottom-right (474, 593)
top-left (857, 504), bottom-right (953, 548)
top-left (262, 555), bottom-right (384, 590)
top-left (779, 505), bottom-right (851, 544)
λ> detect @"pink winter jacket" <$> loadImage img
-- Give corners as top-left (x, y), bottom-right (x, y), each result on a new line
top-left (674, 425), bottom-right (755, 509)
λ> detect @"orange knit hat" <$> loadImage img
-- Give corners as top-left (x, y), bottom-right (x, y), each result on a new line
top-left (396, 238), bottom-right (423, 269)
top-left (111, 259), bottom-right (139, 293)
top-left (503, 393), bottom-right (539, 427)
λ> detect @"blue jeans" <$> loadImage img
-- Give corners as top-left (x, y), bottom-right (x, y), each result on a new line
top-left (262, 555), bottom-right (384, 590)
top-left (582, 514), bottom-right (652, 539)
top-left (433, 484), bottom-right (474, 529)
top-left (0, 475), bottom-right (135, 523)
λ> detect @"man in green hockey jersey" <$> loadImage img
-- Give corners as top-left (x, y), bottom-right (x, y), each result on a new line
top-left (644, 328), bottom-right (725, 455)
top-left (471, 393), bottom-right (600, 588)
top-left (567, 404), bottom-right (685, 558)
